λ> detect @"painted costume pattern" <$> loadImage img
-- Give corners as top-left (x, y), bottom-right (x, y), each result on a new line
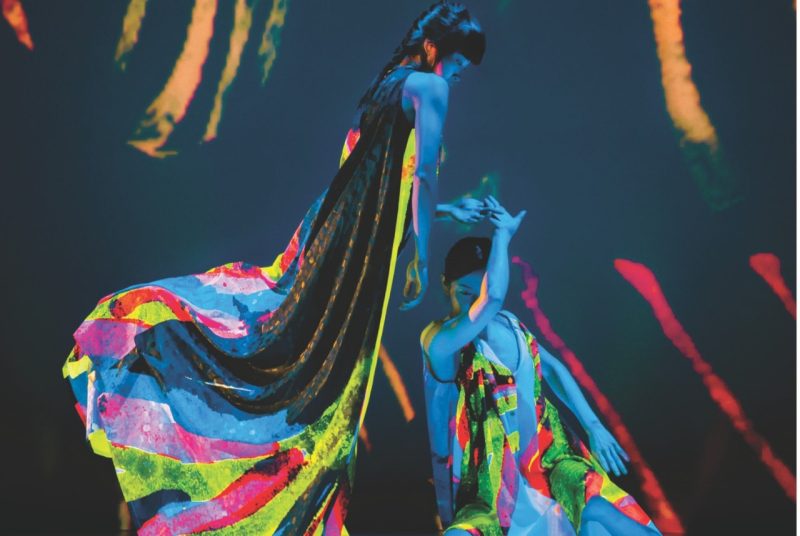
top-left (423, 313), bottom-right (654, 535)
top-left (63, 65), bottom-right (421, 534)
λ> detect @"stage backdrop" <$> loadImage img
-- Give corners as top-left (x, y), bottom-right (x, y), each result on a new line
top-left (0, 0), bottom-right (794, 533)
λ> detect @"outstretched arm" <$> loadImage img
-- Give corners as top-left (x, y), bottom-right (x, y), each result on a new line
top-left (540, 346), bottom-right (631, 476)
top-left (436, 197), bottom-right (486, 223)
top-left (422, 198), bottom-right (526, 381)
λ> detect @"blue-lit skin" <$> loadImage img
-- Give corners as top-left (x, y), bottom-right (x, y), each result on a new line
top-left (398, 39), bottom-right (474, 311)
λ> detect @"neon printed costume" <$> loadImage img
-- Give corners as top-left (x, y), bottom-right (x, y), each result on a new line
top-left (423, 311), bottom-right (655, 535)
top-left (64, 64), bottom-right (421, 534)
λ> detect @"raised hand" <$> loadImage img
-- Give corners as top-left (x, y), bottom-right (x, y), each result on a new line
top-left (587, 423), bottom-right (630, 477)
top-left (484, 195), bottom-right (526, 237)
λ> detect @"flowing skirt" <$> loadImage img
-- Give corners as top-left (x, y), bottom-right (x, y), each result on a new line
top-left (64, 122), bottom-right (418, 534)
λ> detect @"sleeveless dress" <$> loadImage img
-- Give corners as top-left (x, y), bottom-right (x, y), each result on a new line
top-left (422, 311), bottom-right (657, 535)
top-left (63, 64), bottom-right (421, 535)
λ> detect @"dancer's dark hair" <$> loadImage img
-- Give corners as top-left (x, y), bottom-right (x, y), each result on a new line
top-left (354, 1), bottom-right (485, 123)
top-left (443, 236), bottom-right (492, 285)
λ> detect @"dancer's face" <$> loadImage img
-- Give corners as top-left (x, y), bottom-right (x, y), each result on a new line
top-left (433, 52), bottom-right (472, 85)
top-left (448, 270), bottom-right (484, 314)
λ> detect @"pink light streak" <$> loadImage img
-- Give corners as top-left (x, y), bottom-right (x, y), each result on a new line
top-left (615, 258), bottom-right (795, 501)
top-left (513, 256), bottom-right (685, 533)
top-left (749, 253), bottom-right (796, 318)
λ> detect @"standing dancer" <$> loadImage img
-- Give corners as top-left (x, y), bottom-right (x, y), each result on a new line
top-left (421, 197), bottom-right (662, 535)
top-left (63, 2), bottom-right (484, 533)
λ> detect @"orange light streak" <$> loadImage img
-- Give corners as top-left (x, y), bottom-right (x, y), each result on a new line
top-left (118, 500), bottom-right (131, 531)
top-left (358, 424), bottom-right (372, 453)
top-left (648, 0), bottom-right (717, 146)
top-left (114, 0), bottom-right (148, 70)
top-left (379, 345), bottom-right (416, 422)
top-left (647, 0), bottom-right (740, 210)
top-left (2, 0), bottom-right (33, 50)
top-left (203, 0), bottom-right (254, 141)
top-left (128, 0), bottom-right (217, 158)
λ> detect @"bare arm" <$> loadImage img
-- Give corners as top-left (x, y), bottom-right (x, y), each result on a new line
top-left (409, 73), bottom-right (448, 264)
top-left (435, 203), bottom-right (458, 221)
top-left (540, 347), bottom-right (601, 429)
top-left (435, 197), bottom-right (486, 223)
top-left (422, 198), bottom-right (526, 381)
top-left (435, 203), bottom-right (453, 221)
top-left (540, 346), bottom-right (631, 476)
top-left (399, 74), bottom-right (449, 310)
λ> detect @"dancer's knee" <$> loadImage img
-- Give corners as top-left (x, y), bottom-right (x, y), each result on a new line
top-left (581, 496), bottom-right (661, 536)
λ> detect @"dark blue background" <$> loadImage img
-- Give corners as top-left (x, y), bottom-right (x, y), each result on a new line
top-left (0, 1), bottom-right (794, 533)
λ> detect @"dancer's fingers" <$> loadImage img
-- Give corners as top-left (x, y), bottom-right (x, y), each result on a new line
top-left (608, 448), bottom-right (627, 476)
top-left (595, 451), bottom-right (611, 474)
top-left (607, 450), bottom-right (622, 476)
top-left (614, 442), bottom-right (631, 462)
top-left (600, 450), bottom-right (619, 476)
top-left (610, 449), bottom-right (627, 476)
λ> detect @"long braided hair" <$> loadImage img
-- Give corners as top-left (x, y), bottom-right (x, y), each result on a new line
top-left (353, 1), bottom-right (485, 126)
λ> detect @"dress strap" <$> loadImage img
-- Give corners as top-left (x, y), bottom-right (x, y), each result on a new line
top-left (499, 310), bottom-right (531, 370)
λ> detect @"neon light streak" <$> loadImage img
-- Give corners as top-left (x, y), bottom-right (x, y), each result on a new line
top-left (459, 174), bottom-right (499, 203)
top-left (203, 0), bottom-right (254, 141)
top-left (615, 258), bottom-right (796, 501)
top-left (649, 0), bottom-right (716, 146)
top-left (749, 253), bottom-right (796, 319)
top-left (513, 257), bottom-right (685, 533)
top-left (358, 424), bottom-right (372, 453)
top-left (448, 174), bottom-right (500, 232)
top-left (647, 0), bottom-right (740, 210)
top-left (118, 500), bottom-right (131, 532)
top-left (128, 0), bottom-right (218, 158)
top-left (2, 0), bottom-right (33, 50)
top-left (258, 0), bottom-right (288, 84)
top-left (379, 345), bottom-right (416, 422)
top-left (114, 0), bottom-right (148, 70)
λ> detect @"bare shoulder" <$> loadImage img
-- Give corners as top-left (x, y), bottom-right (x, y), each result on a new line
top-left (421, 318), bottom-right (460, 383)
top-left (420, 319), bottom-right (445, 353)
top-left (404, 71), bottom-right (449, 101)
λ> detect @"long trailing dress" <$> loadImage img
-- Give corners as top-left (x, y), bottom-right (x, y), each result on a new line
top-left (63, 63), bottom-right (422, 534)
top-left (423, 311), bottom-right (658, 535)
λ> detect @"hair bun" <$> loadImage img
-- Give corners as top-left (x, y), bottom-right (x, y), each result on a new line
top-left (443, 236), bottom-right (492, 284)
